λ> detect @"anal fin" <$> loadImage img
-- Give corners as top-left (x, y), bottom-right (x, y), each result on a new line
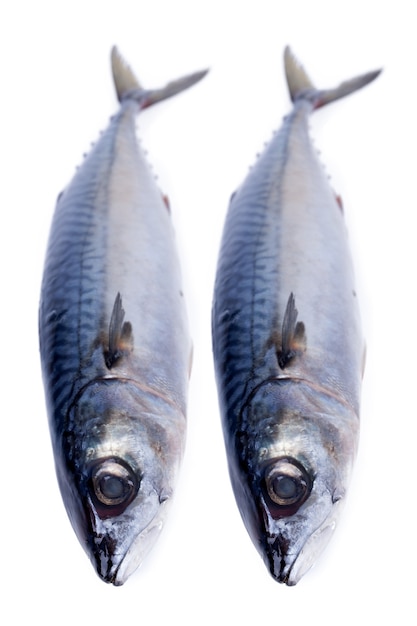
top-left (105, 293), bottom-right (134, 369)
top-left (277, 293), bottom-right (306, 369)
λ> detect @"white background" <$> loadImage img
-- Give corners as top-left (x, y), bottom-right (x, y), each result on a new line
top-left (1, 1), bottom-right (414, 624)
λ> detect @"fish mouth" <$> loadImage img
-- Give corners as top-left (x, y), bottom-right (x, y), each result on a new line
top-left (264, 514), bottom-right (339, 585)
top-left (90, 509), bottom-right (166, 585)
top-left (114, 518), bottom-right (164, 585)
top-left (263, 536), bottom-right (297, 585)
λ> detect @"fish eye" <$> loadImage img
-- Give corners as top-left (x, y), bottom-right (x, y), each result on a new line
top-left (264, 457), bottom-right (312, 509)
top-left (89, 458), bottom-right (139, 511)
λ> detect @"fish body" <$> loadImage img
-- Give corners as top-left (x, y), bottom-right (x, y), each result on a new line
top-left (212, 48), bottom-right (380, 584)
top-left (39, 48), bottom-right (206, 585)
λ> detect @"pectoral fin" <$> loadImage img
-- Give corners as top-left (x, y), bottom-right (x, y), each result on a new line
top-left (105, 293), bottom-right (133, 369)
top-left (277, 293), bottom-right (306, 369)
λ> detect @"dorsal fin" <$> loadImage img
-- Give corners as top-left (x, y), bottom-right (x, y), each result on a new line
top-left (278, 293), bottom-right (306, 369)
top-left (105, 293), bottom-right (133, 369)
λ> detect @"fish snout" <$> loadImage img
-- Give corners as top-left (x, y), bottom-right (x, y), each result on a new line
top-left (263, 535), bottom-right (298, 585)
top-left (90, 533), bottom-right (122, 584)
top-left (263, 501), bottom-right (342, 585)
top-left (88, 505), bottom-right (167, 585)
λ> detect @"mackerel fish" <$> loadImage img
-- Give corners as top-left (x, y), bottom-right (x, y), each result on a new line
top-left (39, 47), bottom-right (206, 585)
top-left (212, 47), bottom-right (380, 584)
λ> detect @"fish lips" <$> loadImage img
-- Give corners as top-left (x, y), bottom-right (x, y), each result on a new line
top-left (259, 493), bottom-right (345, 585)
top-left (86, 490), bottom-right (170, 585)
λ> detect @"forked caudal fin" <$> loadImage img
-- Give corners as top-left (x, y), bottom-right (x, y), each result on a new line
top-left (284, 46), bottom-right (382, 109)
top-left (111, 45), bottom-right (208, 109)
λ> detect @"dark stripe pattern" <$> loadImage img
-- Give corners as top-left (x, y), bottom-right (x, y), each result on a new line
top-left (212, 118), bottom-right (293, 435)
top-left (39, 115), bottom-right (121, 437)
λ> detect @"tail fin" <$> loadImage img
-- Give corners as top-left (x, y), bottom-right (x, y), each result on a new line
top-left (284, 46), bottom-right (381, 109)
top-left (111, 46), bottom-right (208, 109)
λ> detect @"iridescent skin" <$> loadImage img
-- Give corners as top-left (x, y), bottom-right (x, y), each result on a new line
top-left (39, 51), bottom-right (203, 584)
top-left (212, 49), bottom-right (377, 584)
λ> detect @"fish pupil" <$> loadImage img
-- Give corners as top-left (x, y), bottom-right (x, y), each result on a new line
top-left (273, 475), bottom-right (298, 500)
top-left (100, 475), bottom-right (126, 500)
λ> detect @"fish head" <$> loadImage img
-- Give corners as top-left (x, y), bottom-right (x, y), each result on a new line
top-left (230, 379), bottom-right (359, 585)
top-left (57, 378), bottom-right (185, 585)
